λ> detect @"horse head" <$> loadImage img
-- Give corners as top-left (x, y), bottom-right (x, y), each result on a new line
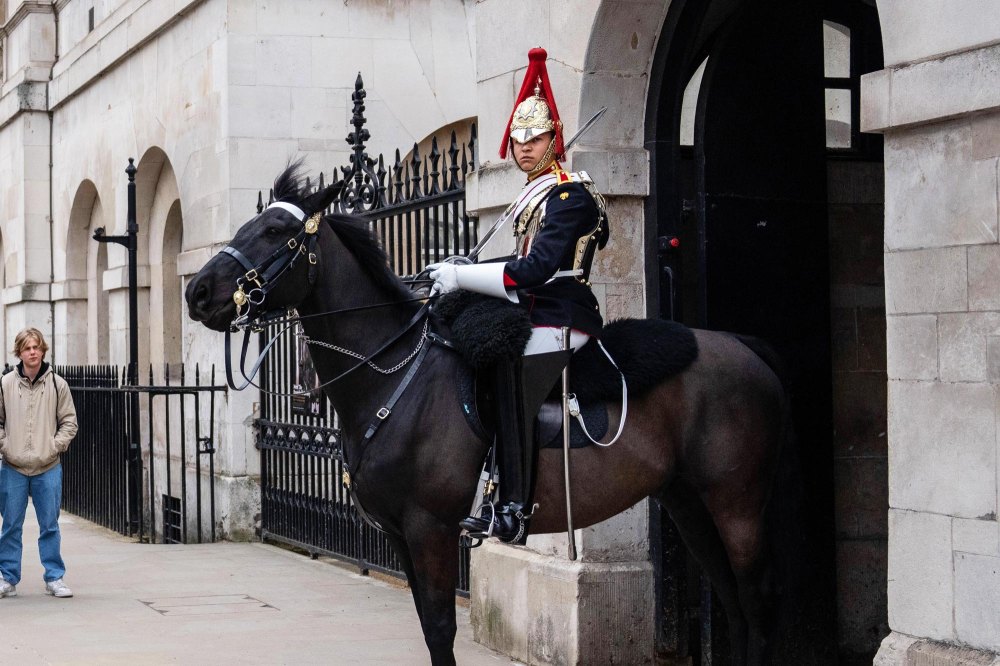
top-left (185, 163), bottom-right (342, 331)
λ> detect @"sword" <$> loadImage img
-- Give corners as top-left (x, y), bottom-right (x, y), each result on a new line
top-left (465, 107), bottom-right (609, 263)
top-left (561, 326), bottom-right (577, 561)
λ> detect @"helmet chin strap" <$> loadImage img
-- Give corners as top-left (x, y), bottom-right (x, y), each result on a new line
top-left (521, 137), bottom-right (558, 178)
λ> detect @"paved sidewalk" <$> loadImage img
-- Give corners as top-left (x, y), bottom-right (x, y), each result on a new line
top-left (0, 503), bottom-right (510, 665)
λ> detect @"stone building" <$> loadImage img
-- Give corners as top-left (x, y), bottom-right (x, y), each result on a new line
top-left (0, 0), bottom-right (997, 664)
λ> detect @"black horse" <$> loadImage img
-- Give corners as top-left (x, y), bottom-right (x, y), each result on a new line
top-left (186, 165), bottom-right (787, 665)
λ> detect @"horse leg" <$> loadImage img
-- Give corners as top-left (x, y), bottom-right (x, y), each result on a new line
top-left (386, 533), bottom-right (424, 623)
top-left (700, 492), bottom-right (772, 666)
top-left (400, 514), bottom-right (461, 666)
top-left (659, 486), bottom-right (752, 665)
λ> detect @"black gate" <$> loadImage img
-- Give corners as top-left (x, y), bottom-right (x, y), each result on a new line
top-left (255, 74), bottom-right (476, 595)
top-left (58, 364), bottom-right (224, 544)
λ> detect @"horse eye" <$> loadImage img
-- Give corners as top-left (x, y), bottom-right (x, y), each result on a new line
top-left (264, 226), bottom-right (281, 237)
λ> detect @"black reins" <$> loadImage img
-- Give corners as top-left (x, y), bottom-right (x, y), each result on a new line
top-left (223, 300), bottom-right (431, 394)
top-left (218, 199), bottom-right (436, 396)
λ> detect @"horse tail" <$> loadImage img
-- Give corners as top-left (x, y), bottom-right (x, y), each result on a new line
top-left (731, 333), bottom-right (819, 662)
top-left (731, 333), bottom-right (790, 392)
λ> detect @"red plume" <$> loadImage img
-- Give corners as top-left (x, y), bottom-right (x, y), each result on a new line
top-left (499, 47), bottom-right (565, 160)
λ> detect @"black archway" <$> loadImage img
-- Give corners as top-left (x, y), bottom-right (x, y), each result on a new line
top-left (646, 0), bottom-right (885, 663)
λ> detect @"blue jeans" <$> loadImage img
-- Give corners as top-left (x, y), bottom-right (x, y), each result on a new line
top-left (0, 463), bottom-right (66, 584)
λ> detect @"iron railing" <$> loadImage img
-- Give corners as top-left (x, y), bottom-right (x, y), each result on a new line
top-left (255, 73), bottom-right (475, 595)
top-left (57, 364), bottom-right (224, 544)
top-left (58, 365), bottom-right (133, 535)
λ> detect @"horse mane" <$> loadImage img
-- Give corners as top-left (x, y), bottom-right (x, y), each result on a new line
top-left (272, 159), bottom-right (309, 203)
top-left (269, 162), bottom-right (414, 304)
top-left (324, 214), bottom-right (414, 303)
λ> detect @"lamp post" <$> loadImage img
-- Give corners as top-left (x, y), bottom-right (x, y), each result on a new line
top-left (93, 158), bottom-right (141, 536)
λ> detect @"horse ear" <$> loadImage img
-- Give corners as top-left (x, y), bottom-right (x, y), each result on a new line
top-left (303, 181), bottom-right (344, 216)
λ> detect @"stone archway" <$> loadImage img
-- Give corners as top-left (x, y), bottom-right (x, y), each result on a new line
top-left (64, 180), bottom-right (109, 364)
top-left (640, 0), bottom-right (887, 662)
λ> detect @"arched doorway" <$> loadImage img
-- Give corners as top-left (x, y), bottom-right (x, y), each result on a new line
top-left (646, 0), bottom-right (886, 662)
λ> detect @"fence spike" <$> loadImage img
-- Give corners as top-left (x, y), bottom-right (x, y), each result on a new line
top-left (392, 149), bottom-right (404, 204)
top-left (256, 191), bottom-right (264, 214)
top-left (469, 122), bottom-right (477, 172)
top-left (409, 143), bottom-right (422, 200)
top-left (448, 131), bottom-right (460, 191)
top-left (428, 136), bottom-right (441, 196)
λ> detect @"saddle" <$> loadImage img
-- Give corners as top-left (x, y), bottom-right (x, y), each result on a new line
top-left (434, 291), bottom-right (700, 448)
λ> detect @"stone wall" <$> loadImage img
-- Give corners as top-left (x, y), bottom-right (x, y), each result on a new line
top-left (0, 0), bottom-right (477, 540)
top-left (864, 2), bottom-right (1000, 660)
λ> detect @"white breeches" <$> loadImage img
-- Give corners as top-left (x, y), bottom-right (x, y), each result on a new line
top-left (523, 327), bottom-right (590, 356)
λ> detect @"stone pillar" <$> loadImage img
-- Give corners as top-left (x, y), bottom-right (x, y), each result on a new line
top-left (862, 24), bottom-right (1000, 664)
top-left (0, 3), bottom-right (57, 360)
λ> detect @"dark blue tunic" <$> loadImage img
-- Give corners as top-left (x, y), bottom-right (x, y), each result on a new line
top-left (502, 181), bottom-right (605, 336)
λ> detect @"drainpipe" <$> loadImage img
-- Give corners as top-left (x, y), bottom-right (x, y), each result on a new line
top-left (47, 6), bottom-right (59, 356)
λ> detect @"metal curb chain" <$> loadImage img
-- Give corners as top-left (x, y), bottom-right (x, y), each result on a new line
top-left (297, 319), bottom-right (429, 375)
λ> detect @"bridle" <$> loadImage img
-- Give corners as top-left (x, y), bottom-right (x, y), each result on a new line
top-left (217, 200), bottom-right (432, 395)
top-left (222, 200), bottom-right (322, 329)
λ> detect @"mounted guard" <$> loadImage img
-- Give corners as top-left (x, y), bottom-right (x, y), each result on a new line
top-left (428, 47), bottom-right (609, 543)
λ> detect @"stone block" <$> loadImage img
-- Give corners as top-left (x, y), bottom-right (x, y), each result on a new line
top-left (887, 509), bottom-right (953, 642)
top-left (310, 38), bottom-right (373, 90)
top-left (888, 382), bottom-right (996, 518)
top-left (373, 45), bottom-right (449, 142)
top-left (954, 552), bottom-right (1000, 651)
top-left (884, 247), bottom-right (966, 315)
top-left (891, 44), bottom-right (1000, 129)
top-left (969, 244), bottom-right (1000, 312)
top-left (470, 542), bottom-right (654, 665)
top-left (290, 88), bottom-right (345, 142)
top-left (574, 72), bottom-right (648, 149)
top-left (877, 5), bottom-right (1000, 68)
top-left (571, 149), bottom-right (648, 197)
top-left (884, 124), bottom-right (999, 251)
top-left (546, 0), bottom-right (601, 68)
top-left (858, 307), bottom-right (888, 373)
top-left (227, 138), bottom-right (300, 191)
top-left (832, 370), bottom-right (888, 458)
top-left (257, 0), bottom-right (350, 38)
top-left (939, 312), bottom-right (1000, 382)
top-left (475, 72), bottom-right (517, 171)
top-left (954, 517), bottom-right (1000, 557)
top-left (226, 0), bottom-right (257, 34)
top-left (836, 539), bottom-right (889, 656)
top-left (254, 36), bottom-right (311, 88)
top-left (906, 639), bottom-right (1000, 666)
top-left (227, 34), bottom-right (257, 87)
top-left (828, 161), bottom-right (885, 205)
top-left (833, 456), bottom-right (888, 538)
top-left (970, 113), bottom-right (1000, 162)
top-left (585, 1), bottom-right (667, 73)
top-left (988, 336), bottom-right (1000, 385)
top-left (828, 203), bottom-right (885, 286)
top-left (476, 0), bottom-right (550, 81)
top-left (228, 85), bottom-right (293, 139)
top-left (886, 314), bottom-right (938, 381)
top-left (831, 307), bottom-right (859, 372)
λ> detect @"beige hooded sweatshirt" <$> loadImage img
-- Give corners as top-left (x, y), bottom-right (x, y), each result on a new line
top-left (0, 363), bottom-right (78, 476)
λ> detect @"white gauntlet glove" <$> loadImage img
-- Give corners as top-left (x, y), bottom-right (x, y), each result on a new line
top-left (427, 263), bottom-right (459, 296)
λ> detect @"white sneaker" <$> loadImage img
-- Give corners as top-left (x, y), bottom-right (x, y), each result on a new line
top-left (45, 579), bottom-right (72, 598)
top-left (0, 580), bottom-right (15, 597)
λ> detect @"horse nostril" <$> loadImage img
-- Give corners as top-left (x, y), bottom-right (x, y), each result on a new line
top-left (186, 275), bottom-right (213, 315)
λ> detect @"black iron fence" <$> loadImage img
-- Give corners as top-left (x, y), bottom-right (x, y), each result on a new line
top-left (58, 365), bottom-right (132, 535)
top-left (57, 364), bottom-right (224, 545)
top-left (254, 73), bottom-right (475, 595)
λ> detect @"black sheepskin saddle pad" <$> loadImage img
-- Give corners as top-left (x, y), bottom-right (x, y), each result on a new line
top-left (433, 291), bottom-right (699, 404)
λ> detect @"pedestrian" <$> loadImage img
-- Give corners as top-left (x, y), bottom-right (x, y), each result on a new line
top-left (0, 327), bottom-right (78, 598)
top-left (428, 47), bottom-right (610, 543)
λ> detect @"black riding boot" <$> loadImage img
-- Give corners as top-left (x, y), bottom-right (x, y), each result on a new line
top-left (460, 349), bottom-right (570, 544)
